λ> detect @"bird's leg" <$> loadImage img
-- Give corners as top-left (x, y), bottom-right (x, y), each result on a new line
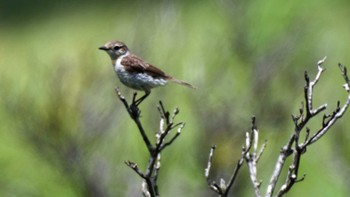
top-left (128, 90), bottom-right (150, 118)
top-left (134, 90), bottom-right (151, 106)
top-left (128, 92), bottom-right (139, 118)
top-left (132, 92), bottom-right (139, 104)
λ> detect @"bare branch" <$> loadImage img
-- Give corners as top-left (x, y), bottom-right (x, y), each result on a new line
top-left (115, 87), bottom-right (154, 154)
top-left (266, 58), bottom-right (350, 197)
top-left (115, 89), bottom-right (185, 197)
top-left (206, 58), bottom-right (349, 197)
top-left (224, 150), bottom-right (247, 196)
top-left (205, 142), bottom-right (248, 197)
top-left (244, 117), bottom-right (263, 197)
top-left (339, 63), bottom-right (350, 91)
top-left (153, 153), bottom-right (162, 194)
top-left (206, 117), bottom-right (267, 197)
top-left (305, 64), bottom-right (350, 145)
top-left (142, 181), bottom-right (151, 197)
top-left (125, 161), bottom-right (146, 179)
top-left (256, 140), bottom-right (267, 162)
top-left (205, 145), bottom-right (216, 185)
top-left (159, 123), bottom-right (184, 151)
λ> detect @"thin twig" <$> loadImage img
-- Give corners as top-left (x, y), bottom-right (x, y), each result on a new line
top-left (244, 117), bottom-right (263, 197)
top-left (205, 145), bottom-right (223, 194)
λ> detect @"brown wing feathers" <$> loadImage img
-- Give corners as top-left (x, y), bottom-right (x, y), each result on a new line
top-left (120, 54), bottom-right (196, 89)
top-left (121, 55), bottom-right (170, 79)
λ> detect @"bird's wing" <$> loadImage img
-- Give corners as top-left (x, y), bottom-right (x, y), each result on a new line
top-left (121, 55), bottom-right (170, 79)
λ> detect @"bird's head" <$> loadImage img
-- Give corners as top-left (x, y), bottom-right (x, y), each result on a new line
top-left (99, 40), bottom-right (129, 60)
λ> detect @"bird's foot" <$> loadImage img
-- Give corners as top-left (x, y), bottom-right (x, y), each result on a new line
top-left (129, 92), bottom-right (143, 118)
top-left (129, 102), bottom-right (141, 119)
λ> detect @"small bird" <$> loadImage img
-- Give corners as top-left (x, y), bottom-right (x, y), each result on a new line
top-left (99, 40), bottom-right (195, 105)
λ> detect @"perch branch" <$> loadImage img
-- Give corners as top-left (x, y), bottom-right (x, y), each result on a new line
top-left (115, 88), bottom-right (185, 197)
top-left (115, 87), bottom-right (154, 154)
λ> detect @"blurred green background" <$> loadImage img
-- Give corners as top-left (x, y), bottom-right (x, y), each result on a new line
top-left (1, 0), bottom-right (350, 196)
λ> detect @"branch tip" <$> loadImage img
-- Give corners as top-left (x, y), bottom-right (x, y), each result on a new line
top-left (317, 56), bottom-right (327, 66)
top-left (304, 71), bottom-right (309, 83)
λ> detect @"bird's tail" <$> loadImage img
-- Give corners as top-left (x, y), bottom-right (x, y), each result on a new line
top-left (169, 78), bottom-right (197, 89)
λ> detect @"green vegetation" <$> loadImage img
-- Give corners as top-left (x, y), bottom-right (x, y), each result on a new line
top-left (1, 0), bottom-right (350, 196)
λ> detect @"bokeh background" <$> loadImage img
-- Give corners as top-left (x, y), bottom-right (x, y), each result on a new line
top-left (1, 0), bottom-right (350, 196)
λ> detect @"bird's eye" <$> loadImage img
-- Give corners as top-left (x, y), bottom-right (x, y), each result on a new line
top-left (113, 46), bottom-right (121, 50)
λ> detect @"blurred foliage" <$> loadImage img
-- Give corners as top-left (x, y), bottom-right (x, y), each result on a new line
top-left (1, 0), bottom-right (350, 196)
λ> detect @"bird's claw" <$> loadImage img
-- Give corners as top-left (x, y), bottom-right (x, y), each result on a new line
top-left (129, 103), bottom-right (141, 118)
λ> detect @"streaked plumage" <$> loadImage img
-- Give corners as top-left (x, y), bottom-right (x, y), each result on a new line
top-left (99, 40), bottom-right (195, 104)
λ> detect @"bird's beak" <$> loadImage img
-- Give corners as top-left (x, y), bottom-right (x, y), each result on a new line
top-left (99, 46), bottom-right (109, 51)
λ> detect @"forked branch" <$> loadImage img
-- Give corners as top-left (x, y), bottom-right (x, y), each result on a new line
top-left (205, 117), bottom-right (267, 197)
top-left (115, 89), bottom-right (185, 197)
top-left (268, 58), bottom-right (350, 197)
top-left (206, 57), bottom-right (350, 197)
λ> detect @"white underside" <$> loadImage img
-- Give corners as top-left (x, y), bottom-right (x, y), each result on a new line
top-left (114, 54), bottom-right (167, 91)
